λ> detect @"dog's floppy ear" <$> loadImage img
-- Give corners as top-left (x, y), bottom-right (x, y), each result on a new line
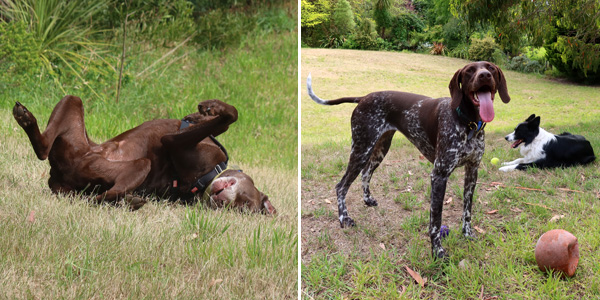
top-left (449, 67), bottom-right (464, 109)
top-left (526, 114), bottom-right (536, 122)
top-left (494, 64), bottom-right (510, 103)
top-left (260, 193), bottom-right (277, 215)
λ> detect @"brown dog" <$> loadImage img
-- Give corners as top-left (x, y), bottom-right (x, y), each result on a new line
top-left (308, 61), bottom-right (509, 258)
top-left (13, 96), bottom-right (276, 214)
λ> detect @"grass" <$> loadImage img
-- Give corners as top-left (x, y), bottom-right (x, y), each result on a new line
top-left (0, 9), bottom-right (297, 299)
top-left (301, 49), bottom-right (600, 299)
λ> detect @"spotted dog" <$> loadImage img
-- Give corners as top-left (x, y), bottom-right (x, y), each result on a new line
top-left (307, 61), bottom-right (510, 259)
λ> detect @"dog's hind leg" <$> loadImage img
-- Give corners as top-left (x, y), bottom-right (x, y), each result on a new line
top-left (13, 96), bottom-right (89, 160)
top-left (360, 131), bottom-right (395, 207)
top-left (336, 133), bottom-right (382, 228)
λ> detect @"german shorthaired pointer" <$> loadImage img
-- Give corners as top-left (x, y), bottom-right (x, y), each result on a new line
top-left (13, 96), bottom-right (276, 214)
top-left (307, 61), bottom-right (510, 258)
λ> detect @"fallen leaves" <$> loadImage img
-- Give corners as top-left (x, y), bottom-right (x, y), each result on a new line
top-left (378, 243), bottom-right (386, 250)
top-left (405, 266), bottom-right (426, 287)
top-left (549, 214), bottom-right (565, 222)
top-left (209, 278), bottom-right (223, 288)
top-left (444, 197), bottom-right (453, 204)
top-left (27, 211), bottom-right (35, 223)
top-left (485, 210), bottom-right (498, 215)
top-left (474, 226), bottom-right (486, 234)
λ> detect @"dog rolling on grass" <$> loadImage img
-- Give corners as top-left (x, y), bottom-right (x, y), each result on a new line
top-left (13, 96), bottom-right (276, 214)
top-left (500, 114), bottom-right (595, 171)
top-left (307, 61), bottom-right (510, 259)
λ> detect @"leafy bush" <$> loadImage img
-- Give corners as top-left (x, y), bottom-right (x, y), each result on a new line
top-left (507, 55), bottom-right (545, 73)
top-left (389, 11), bottom-right (426, 50)
top-left (468, 37), bottom-right (500, 62)
top-left (544, 35), bottom-right (600, 83)
top-left (441, 17), bottom-right (468, 49)
top-left (448, 43), bottom-right (470, 59)
top-left (343, 18), bottom-right (379, 50)
top-left (0, 21), bottom-right (42, 81)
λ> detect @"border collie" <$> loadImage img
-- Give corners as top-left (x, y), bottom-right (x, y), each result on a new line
top-left (500, 114), bottom-right (595, 172)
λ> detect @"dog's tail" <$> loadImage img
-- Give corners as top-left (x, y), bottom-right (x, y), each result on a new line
top-left (307, 73), bottom-right (361, 105)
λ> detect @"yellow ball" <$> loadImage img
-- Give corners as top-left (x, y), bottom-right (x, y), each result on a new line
top-left (491, 157), bottom-right (500, 166)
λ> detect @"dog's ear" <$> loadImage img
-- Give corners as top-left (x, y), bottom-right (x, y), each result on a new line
top-left (494, 64), bottom-right (510, 103)
top-left (260, 193), bottom-right (277, 215)
top-left (526, 114), bottom-right (536, 122)
top-left (449, 67), bottom-right (464, 109)
top-left (529, 116), bottom-right (541, 128)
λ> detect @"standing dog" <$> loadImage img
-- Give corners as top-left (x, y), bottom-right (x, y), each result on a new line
top-left (500, 114), bottom-right (595, 171)
top-left (13, 96), bottom-right (276, 214)
top-left (307, 61), bottom-right (510, 258)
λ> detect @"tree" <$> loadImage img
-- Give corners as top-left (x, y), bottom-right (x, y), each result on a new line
top-left (373, 0), bottom-right (391, 38)
top-left (332, 0), bottom-right (356, 35)
top-left (450, 0), bottom-right (600, 82)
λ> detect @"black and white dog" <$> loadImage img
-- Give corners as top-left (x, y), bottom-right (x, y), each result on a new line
top-left (500, 114), bottom-right (595, 171)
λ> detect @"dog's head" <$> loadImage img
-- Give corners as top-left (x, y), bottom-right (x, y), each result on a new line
top-left (505, 114), bottom-right (540, 148)
top-left (449, 61), bottom-right (510, 122)
top-left (206, 169), bottom-right (277, 215)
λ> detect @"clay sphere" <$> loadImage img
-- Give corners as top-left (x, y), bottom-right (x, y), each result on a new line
top-left (534, 229), bottom-right (579, 277)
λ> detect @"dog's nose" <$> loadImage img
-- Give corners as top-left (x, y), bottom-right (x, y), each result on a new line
top-left (504, 136), bottom-right (509, 141)
top-left (478, 70), bottom-right (492, 81)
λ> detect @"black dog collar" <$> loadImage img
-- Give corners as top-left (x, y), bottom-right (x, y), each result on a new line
top-left (456, 107), bottom-right (486, 140)
top-left (175, 119), bottom-right (229, 195)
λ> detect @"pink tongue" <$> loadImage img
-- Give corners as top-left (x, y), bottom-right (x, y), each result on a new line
top-left (478, 91), bottom-right (494, 122)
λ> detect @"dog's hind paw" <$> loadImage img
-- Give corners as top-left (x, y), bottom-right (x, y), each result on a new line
top-left (13, 102), bottom-right (36, 128)
top-left (339, 216), bottom-right (356, 228)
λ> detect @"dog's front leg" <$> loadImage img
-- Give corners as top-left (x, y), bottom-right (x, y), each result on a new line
top-left (430, 167), bottom-right (450, 259)
top-left (462, 164), bottom-right (478, 239)
top-left (501, 158), bottom-right (523, 166)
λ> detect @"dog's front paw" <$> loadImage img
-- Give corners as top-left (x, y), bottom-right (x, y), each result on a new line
top-left (339, 216), bottom-right (356, 228)
top-left (13, 102), bottom-right (36, 128)
top-left (432, 245), bottom-right (448, 260)
top-left (198, 99), bottom-right (232, 117)
top-left (499, 165), bottom-right (515, 172)
top-left (124, 194), bottom-right (147, 211)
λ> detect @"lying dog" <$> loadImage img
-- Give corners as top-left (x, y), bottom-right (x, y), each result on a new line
top-left (500, 114), bottom-right (595, 171)
top-left (13, 96), bottom-right (276, 214)
top-left (307, 61), bottom-right (510, 259)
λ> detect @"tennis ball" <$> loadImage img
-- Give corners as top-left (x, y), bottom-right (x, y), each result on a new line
top-left (491, 157), bottom-right (499, 166)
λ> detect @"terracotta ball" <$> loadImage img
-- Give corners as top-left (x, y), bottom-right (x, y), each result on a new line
top-left (534, 229), bottom-right (579, 277)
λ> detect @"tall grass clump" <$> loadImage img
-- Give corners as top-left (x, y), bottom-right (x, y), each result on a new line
top-left (1, 0), bottom-right (114, 97)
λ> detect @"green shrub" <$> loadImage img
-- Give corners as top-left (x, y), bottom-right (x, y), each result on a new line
top-left (468, 37), bottom-right (500, 62)
top-left (448, 43), bottom-right (470, 59)
top-left (389, 11), bottom-right (426, 50)
top-left (343, 18), bottom-right (379, 50)
top-left (0, 21), bottom-right (42, 81)
top-left (507, 55), bottom-right (546, 74)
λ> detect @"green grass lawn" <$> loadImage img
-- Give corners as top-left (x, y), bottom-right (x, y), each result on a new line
top-left (301, 48), bottom-right (600, 299)
top-left (0, 23), bottom-right (297, 299)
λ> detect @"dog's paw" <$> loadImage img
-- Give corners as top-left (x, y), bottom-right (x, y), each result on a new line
top-left (432, 246), bottom-right (448, 260)
top-left (339, 216), bottom-right (356, 228)
top-left (124, 194), bottom-right (147, 211)
top-left (499, 165), bottom-right (515, 172)
top-left (364, 197), bottom-right (378, 207)
top-left (13, 102), bottom-right (36, 128)
top-left (198, 99), bottom-right (231, 117)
